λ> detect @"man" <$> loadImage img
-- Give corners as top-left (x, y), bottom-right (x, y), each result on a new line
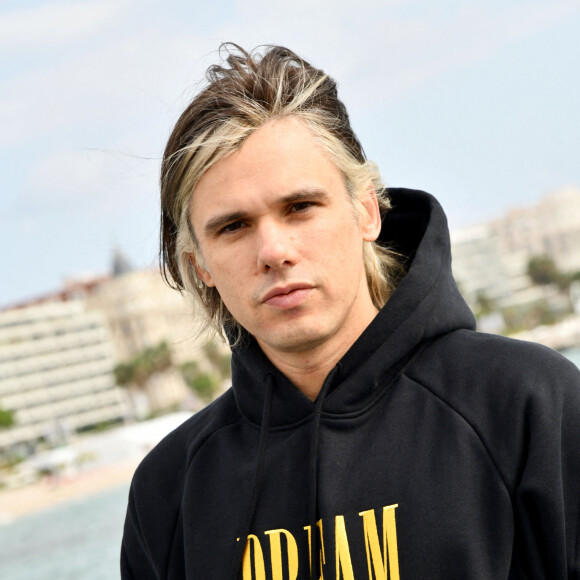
top-left (121, 44), bottom-right (580, 579)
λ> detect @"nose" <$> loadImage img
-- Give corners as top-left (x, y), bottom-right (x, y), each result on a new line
top-left (256, 220), bottom-right (294, 271)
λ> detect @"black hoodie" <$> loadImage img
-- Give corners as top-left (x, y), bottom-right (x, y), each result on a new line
top-left (121, 189), bottom-right (580, 579)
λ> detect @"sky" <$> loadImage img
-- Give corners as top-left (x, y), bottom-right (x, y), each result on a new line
top-left (1, 0), bottom-right (579, 308)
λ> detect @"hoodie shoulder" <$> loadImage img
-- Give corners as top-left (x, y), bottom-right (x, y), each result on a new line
top-left (415, 329), bottom-right (579, 394)
top-left (121, 389), bottom-right (241, 578)
top-left (133, 387), bottom-right (240, 484)
top-left (406, 330), bottom-right (580, 490)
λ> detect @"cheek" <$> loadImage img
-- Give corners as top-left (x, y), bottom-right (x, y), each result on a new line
top-left (318, 222), bottom-right (363, 261)
top-left (204, 252), bottom-right (251, 302)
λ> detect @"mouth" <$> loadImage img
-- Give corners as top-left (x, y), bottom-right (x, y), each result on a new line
top-left (261, 284), bottom-right (314, 309)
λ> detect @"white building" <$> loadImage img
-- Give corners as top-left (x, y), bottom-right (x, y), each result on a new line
top-left (0, 300), bottom-right (129, 458)
top-left (493, 186), bottom-right (580, 273)
top-left (84, 267), bottom-right (224, 412)
top-left (450, 224), bottom-right (518, 308)
top-left (451, 186), bottom-right (580, 313)
top-left (86, 268), bottom-right (209, 365)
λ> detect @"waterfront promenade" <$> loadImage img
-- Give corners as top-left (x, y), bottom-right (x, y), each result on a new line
top-left (0, 457), bottom-right (138, 523)
top-left (511, 313), bottom-right (580, 351)
top-left (1, 326), bottom-right (579, 525)
top-left (0, 412), bottom-right (192, 524)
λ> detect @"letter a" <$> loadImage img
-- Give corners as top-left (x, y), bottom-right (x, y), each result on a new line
top-left (335, 515), bottom-right (355, 580)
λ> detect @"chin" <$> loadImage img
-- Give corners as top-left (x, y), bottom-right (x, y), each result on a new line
top-left (262, 326), bottom-right (332, 354)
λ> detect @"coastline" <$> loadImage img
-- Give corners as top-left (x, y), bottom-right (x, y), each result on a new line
top-left (0, 458), bottom-right (139, 524)
top-left (0, 412), bottom-right (194, 525)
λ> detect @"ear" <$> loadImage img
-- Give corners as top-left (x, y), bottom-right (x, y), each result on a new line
top-left (188, 252), bottom-right (215, 287)
top-left (359, 185), bottom-right (382, 242)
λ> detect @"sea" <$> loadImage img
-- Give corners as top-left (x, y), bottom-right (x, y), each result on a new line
top-left (561, 345), bottom-right (580, 368)
top-left (0, 483), bottom-right (130, 580)
top-left (0, 350), bottom-right (579, 579)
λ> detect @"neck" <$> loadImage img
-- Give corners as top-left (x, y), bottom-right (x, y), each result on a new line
top-left (257, 305), bottom-right (379, 402)
top-left (266, 346), bottom-right (342, 401)
top-left (260, 345), bottom-right (342, 401)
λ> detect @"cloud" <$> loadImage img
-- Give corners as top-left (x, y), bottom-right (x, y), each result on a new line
top-left (1, 0), bottom-right (578, 307)
top-left (3, 0), bottom-right (575, 149)
top-left (3, 0), bottom-right (577, 208)
top-left (0, 19), bottom-right (211, 147)
top-left (0, 0), bottom-right (133, 48)
top-left (176, 0), bottom-right (578, 111)
top-left (14, 145), bottom-right (158, 219)
top-left (319, 0), bottom-right (580, 108)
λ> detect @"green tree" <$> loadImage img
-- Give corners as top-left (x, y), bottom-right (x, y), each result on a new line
top-left (113, 341), bottom-right (176, 416)
top-left (114, 341), bottom-right (173, 388)
top-left (203, 341), bottom-right (231, 379)
top-left (180, 360), bottom-right (200, 388)
top-left (0, 407), bottom-right (15, 429)
top-left (192, 373), bottom-right (220, 403)
top-left (178, 342), bottom-right (232, 406)
top-left (180, 361), bottom-right (220, 403)
top-left (527, 255), bottom-right (559, 285)
top-left (113, 361), bottom-right (134, 387)
top-left (474, 291), bottom-right (496, 318)
top-left (527, 255), bottom-right (572, 290)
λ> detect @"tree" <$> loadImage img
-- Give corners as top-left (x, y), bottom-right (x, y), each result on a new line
top-left (179, 341), bottom-right (231, 405)
top-left (474, 291), bottom-right (496, 318)
top-left (526, 254), bottom-right (575, 291)
top-left (527, 255), bottom-right (560, 286)
top-left (180, 361), bottom-right (220, 403)
top-left (114, 341), bottom-right (176, 415)
top-left (203, 341), bottom-right (231, 379)
top-left (114, 341), bottom-right (173, 388)
top-left (0, 407), bottom-right (15, 429)
top-left (113, 362), bottom-right (134, 387)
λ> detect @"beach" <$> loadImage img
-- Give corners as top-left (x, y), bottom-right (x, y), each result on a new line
top-left (0, 457), bottom-right (139, 523)
top-left (0, 411), bottom-right (193, 524)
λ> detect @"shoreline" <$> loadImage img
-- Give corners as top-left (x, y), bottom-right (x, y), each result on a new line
top-left (0, 458), bottom-right (140, 524)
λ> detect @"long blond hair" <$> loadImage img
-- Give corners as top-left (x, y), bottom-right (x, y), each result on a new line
top-left (160, 44), bottom-right (402, 338)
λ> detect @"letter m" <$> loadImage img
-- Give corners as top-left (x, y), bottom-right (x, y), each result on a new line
top-left (358, 505), bottom-right (400, 580)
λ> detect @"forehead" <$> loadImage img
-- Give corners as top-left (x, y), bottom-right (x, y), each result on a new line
top-left (189, 117), bottom-right (348, 227)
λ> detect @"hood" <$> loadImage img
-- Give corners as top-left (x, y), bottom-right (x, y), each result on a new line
top-left (230, 188), bottom-right (476, 426)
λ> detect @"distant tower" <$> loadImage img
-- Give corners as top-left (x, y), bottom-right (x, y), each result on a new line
top-left (112, 247), bottom-right (133, 278)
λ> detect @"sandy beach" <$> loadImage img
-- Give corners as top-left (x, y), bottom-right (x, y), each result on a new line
top-left (0, 413), bottom-right (193, 525)
top-left (0, 458), bottom-right (140, 523)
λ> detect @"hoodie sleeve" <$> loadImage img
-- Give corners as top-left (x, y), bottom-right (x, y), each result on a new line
top-left (416, 332), bottom-right (580, 577)
top-left (120, 485), bottom-right (160, 580)
top-left (509, 353), bottom-right (580, 578)
top-left (119, 430), bottom-right (190, 580)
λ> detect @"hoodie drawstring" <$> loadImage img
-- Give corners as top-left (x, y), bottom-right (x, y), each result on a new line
top-left (308, 365), bottom-right (339, 579)
top-left (232, 366), bottom-right (339, 579)
top-left (231, 373), bottom-right (274, 579)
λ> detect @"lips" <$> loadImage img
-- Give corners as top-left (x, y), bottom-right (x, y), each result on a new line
top-left (261, 284), bottom-right (313, 309)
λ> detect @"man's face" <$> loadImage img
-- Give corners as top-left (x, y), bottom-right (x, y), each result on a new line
top-left (189, 117), bottom-right (381, 359)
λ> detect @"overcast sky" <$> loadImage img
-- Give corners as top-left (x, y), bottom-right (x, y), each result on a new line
top-left (1, 0), bottom-right (579, 307)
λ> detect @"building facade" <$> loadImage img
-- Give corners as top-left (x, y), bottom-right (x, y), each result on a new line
top-left (451, 186), bottom-right (580, 314)
top-left (85, 268), bottom-right (209, 366)
top-left (0, 300), bottom-right (129, 458)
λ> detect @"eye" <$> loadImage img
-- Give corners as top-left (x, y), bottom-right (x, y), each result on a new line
top-left (219, 220), bottom-right (245, 235)
top-left (289, 201), bottom-right (314, 213)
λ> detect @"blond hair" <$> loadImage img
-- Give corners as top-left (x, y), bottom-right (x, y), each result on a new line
top-left (160, 44), bottom-right (402, 338)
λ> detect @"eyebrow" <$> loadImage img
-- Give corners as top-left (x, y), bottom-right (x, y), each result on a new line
top-left (203, 210), bottom-right (248, 237)
top-left (280, 188), bottom-right (331, 205)
top-left (202, 188), bottom-right (331, 237)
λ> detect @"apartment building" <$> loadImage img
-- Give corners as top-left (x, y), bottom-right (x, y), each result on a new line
top-left (0, 300), bottom-right (129, 457)
top-left (493, 186), bottom-right (580, 273)
top-left (85, 268), bottom-right (208, 365)
top-left (451, 186), bottom-right (580, 311)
